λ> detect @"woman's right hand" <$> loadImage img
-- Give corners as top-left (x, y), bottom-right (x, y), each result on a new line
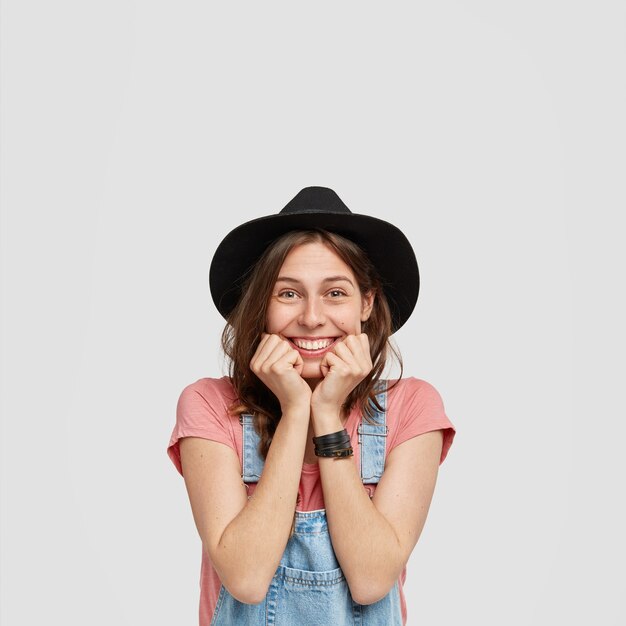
top-left (250, 333), bottom-right (312, 413)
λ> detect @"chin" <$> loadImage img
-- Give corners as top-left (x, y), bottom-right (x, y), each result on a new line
top-left (302, 368), bottom-right (323, 380)
top-left (301, 362), bottom-right (324, 380)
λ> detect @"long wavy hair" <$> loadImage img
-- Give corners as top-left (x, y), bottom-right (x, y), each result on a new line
top-left (221, 229), bottom-right (403, 460)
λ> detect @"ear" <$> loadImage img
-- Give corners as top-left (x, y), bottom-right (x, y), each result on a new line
top-left (361, 290), bottom-right (375, 322)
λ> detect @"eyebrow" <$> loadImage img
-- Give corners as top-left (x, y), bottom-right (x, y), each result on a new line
top-left (276, 275), bottom-right (355, 287)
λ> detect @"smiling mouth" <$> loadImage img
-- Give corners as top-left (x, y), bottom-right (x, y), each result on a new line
top-left (287, 337), bottom-right (341, 354)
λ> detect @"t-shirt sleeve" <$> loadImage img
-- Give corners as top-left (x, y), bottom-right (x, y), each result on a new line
top-left (166, 379), bottom-right (237, 477)
top-left (390, 377), bottom-right (456, 465)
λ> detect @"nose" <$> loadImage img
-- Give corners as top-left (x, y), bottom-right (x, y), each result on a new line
top-left (298, 297), bottom-right (325, 328)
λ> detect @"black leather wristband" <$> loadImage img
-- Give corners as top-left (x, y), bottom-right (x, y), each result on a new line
top-left (313, 438), bottom-right (350, 451)
top-left (313, 435), bottom-right (350, 453)
top-left (314, 447), bottom-right (354, 458)
top-left (313, 429), bottom-right (349, 445)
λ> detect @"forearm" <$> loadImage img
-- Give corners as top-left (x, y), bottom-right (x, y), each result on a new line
top-left (314, 415), bottom-right (403, 605)
top-left (218, 406), bottom-right (309, 601)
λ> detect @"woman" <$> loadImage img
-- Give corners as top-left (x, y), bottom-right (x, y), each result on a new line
top-left (167, 186), bottom-right (456, 625)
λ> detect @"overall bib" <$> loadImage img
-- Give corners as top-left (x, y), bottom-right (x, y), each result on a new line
top-left (210, 381), bottom-right (403, 625)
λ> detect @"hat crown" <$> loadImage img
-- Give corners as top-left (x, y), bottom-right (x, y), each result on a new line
top-left (279, 186), bottom-right (352, 216)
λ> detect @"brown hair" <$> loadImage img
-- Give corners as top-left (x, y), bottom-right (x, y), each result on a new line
top-left (221, 229), bottom-right (403, 460)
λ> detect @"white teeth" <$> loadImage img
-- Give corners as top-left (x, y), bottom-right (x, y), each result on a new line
top-left (293, 338), bottom-right (333, 350)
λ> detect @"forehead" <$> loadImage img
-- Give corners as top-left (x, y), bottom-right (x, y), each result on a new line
top-left (278, 242), bottom-right (354, 277)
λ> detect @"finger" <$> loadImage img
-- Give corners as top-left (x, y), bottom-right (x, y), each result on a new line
top-left (335, 335), bottom-right (372, 375)
top-left (251, 334), bottom-right (288, 369)
top-left (358, 333), bottom-right (371, 355)
top-left (281, 347), bottom-right (304, 374)
top-left (336, 335), bottom-right (371, 368)
top-left (344, 333), bottom-right (372, 363)
top-left (262, 337), bottom-right (305, 373)
top-left (332, 339), bottom-right (361, 369)
top-left (260, 339), bottom-right (293, 371)
top-left (343, 334), bottom-right (368, 358)
top-left (319, 350), bottom-right (332, 376)
top-left (321, 350), bottom-right (351, 376)
top-left (292, 349), bottom-right (304, 373)
top-left (354, 334), bottom-right (373, 373)
top-left (275, 334), bottom-right (302, 369)
top-left (354, 333), bottom-right (373, 366)
top-left (250, 333), bottom-right (272, 364)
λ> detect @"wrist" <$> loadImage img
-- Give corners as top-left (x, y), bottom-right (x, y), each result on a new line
top-left (281, 401), bottom-right (311, 418)
top-left (310, 402), bottom-right (341, 420)
top-left (310, 409), bottom-right (344, 437)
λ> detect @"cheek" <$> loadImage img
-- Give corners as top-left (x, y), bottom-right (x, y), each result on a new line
top-left (266, 306), bottom-right (290, 331)
top-left (266, 317), bottom-right (280, 332)
top-left (338, 319), bottom-right (361, 334)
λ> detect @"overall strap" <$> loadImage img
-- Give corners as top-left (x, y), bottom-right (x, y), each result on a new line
top-left (358, 379), bottom-right (389, 484)
top-left (240, 413), bottom-right (264, 483)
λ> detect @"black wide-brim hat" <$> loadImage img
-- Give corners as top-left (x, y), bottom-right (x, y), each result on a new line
top-left (209, 186), bottom-right (420, 333)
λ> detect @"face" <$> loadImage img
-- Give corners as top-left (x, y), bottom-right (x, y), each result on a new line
top-left (266, 241), bottom-right (375, 382)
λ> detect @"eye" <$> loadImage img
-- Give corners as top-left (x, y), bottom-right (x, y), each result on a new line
top-left (277, 289), bottom-right (298, 299)
top-left (327, 289), bottom-right (347, 298)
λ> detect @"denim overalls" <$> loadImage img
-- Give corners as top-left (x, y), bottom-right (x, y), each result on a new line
top-left (210, 380), bottom-right (403, 625)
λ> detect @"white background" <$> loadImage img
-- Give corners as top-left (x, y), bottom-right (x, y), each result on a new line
top-left (2, 1), bottom-right (625, 624)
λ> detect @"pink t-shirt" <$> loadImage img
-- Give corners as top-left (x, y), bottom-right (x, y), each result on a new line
top-left (167, 376), bottom-right (456, 625)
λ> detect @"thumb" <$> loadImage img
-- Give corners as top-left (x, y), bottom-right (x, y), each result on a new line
top-left (290, 349), bottom-right (304, 374)
top-left (320, 351), bottom-right (341, 377)
top-left (320, 353), bottom-right (331, 377)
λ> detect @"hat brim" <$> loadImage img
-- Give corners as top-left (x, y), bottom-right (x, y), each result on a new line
top-left (209, 211), bottom-right (419, 333)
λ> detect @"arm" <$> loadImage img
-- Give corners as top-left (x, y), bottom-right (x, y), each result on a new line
top-left (314, 415), bottom-right (444, 605)
top-left (180, 403), bottom-right (309, 604)
top-left (311, 334), bottom-right (449, 603)
top-left (180, 333), bottom-right (312, 604)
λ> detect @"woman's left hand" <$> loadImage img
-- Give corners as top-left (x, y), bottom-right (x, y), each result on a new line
top-left (311, 333), bottom-right (373, 417)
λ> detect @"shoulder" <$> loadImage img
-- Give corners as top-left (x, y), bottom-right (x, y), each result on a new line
top-left (180, 375), bottom-right (236, 396)
top-left (175, 376), bottom-right (240, 429)
top-left (385, 376), bottom-right (445, 407)
top-left (178, 376), bottom-right (237, 407)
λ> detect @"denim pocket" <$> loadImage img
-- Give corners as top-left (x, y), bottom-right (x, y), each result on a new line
top-left (278, 564), bottom-right (346, 590)
top-left (273, 565), bottom-right (356, 626)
